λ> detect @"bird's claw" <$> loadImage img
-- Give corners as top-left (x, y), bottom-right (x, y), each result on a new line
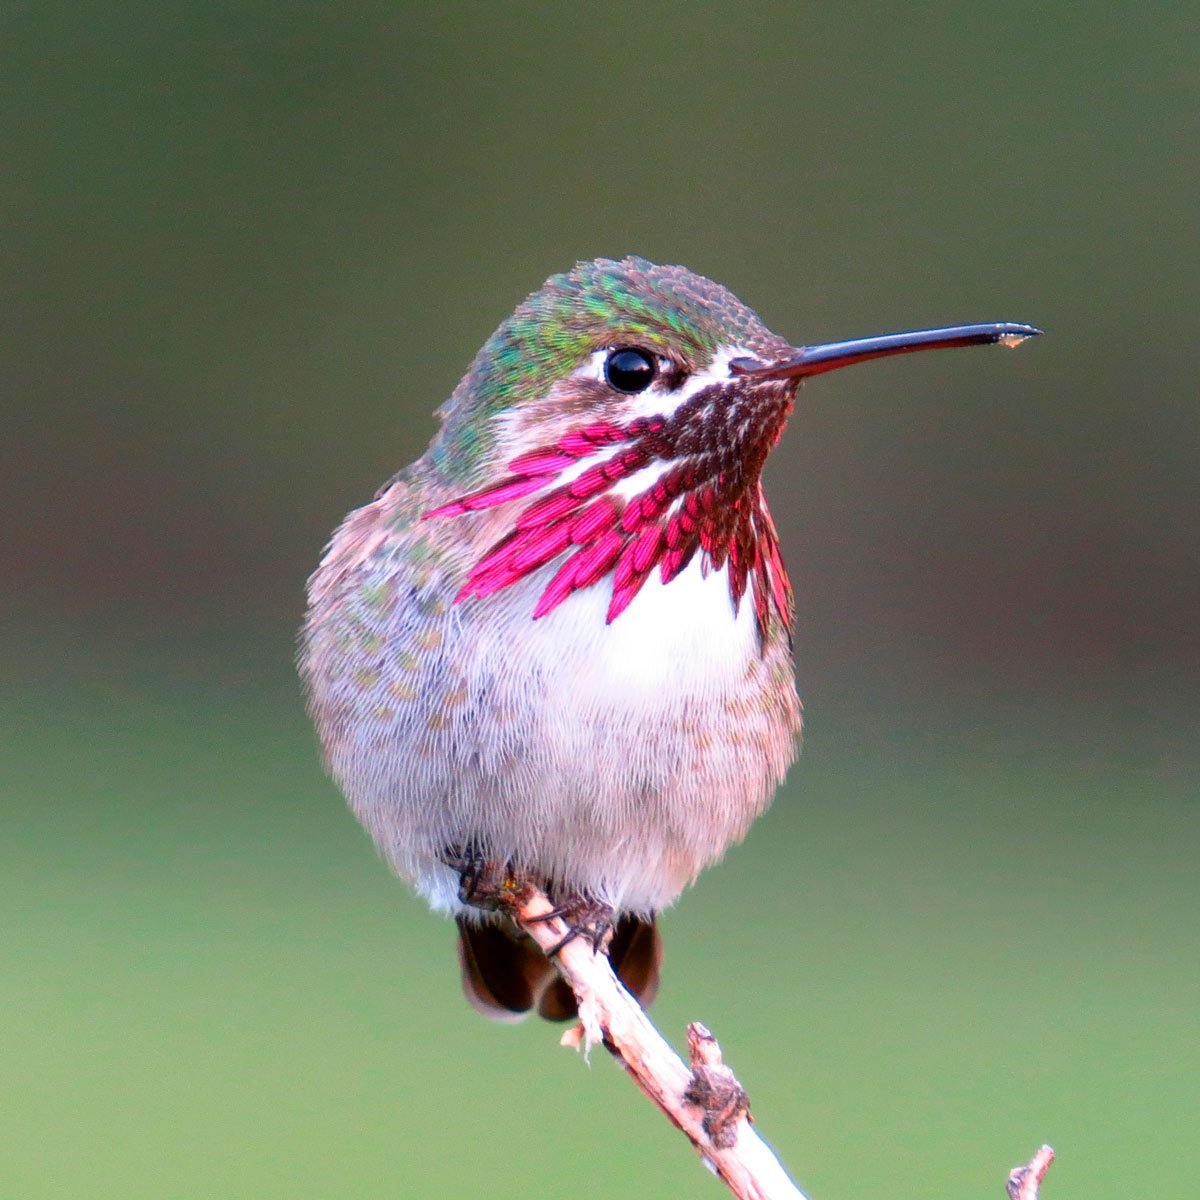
top-left (441, 844), bottom-right (527, 911)
top-left (526, 894), bottom-right (615, 957)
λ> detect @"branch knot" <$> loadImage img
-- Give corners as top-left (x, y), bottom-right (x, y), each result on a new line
top-left (683, 1022), bottom-right (752, 1149)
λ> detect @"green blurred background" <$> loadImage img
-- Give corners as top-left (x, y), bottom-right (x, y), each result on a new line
top-left (3, 2), bottom-right (1196, 1197)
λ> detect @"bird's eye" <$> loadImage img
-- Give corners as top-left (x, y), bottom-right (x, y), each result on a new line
top-left (604, 347), bottom-right (657, 394)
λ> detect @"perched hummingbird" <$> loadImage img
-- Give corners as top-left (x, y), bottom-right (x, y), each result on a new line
top-left (300, 257), bottom-right (1038, 1021)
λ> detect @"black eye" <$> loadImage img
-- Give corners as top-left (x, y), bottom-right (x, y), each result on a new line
top-left (604, 347), bottom-right (657, 394)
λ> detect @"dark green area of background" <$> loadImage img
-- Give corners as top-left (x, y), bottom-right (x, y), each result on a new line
top-left (3, 3), bottom-right (1196, 1197)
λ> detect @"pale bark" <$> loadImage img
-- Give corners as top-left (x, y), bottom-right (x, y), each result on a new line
top-left (513, 885), bottom-right (1055, 1200)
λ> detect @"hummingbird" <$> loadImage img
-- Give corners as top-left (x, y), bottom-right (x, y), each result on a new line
top-left (300, 257), bottom-right (1038, 1021)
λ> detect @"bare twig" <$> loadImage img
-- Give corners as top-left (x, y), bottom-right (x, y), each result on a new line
top-left (1007, 1145), bottom-right (1055, 1200)
top-left (514, 884), bottom-right (1055, 1200)
top-left (514, 886), bottom-right (807, 1200)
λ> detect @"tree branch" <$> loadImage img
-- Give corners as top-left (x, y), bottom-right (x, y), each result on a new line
top-left (514, 885), bottom-right (806, 1200)
top-left (512, 884), bottom-right (1055, 1200)
top-left (1007, 1146), bottom-right (1056, 1200)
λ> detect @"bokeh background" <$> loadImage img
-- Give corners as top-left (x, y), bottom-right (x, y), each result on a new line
top-left (4, 3), bottom-right (1197, 1197)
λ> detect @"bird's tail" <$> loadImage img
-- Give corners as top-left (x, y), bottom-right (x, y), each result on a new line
top-left (456, 913), bottom-right (661, 1021)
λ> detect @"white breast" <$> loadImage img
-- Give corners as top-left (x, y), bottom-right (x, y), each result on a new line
top-left (542, 555), bottom-right (759, 704)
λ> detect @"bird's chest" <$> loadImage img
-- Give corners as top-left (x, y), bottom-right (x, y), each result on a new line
top-left (313, 534), bottom-right (799, 911)
top-left (496, 555), bottom-right (762, 725)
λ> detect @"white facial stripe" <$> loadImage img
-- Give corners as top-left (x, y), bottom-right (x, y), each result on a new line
top-left (553, 449), bottom-right (611, 489)
top-left (609, 457), bottom-right (675, 499)
top-left (576, 348), bottom-right (610, 384)
top-left (571, 343), bottom-right (756, 421)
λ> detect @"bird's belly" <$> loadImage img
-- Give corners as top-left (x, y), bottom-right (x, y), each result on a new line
top-left (315, 555), bottom-right (800, 915)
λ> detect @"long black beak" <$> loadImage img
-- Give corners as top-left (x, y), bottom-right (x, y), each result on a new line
top-left (730, 322), bottom-right (1041, 381)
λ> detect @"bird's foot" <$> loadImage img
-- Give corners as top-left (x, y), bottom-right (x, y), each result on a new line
top-left (441, 848), bottom-right (614, 958)
top-left (525, 893), bottom-right (616, 957)
top-left (441, 844), bottom-right (529, 912)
